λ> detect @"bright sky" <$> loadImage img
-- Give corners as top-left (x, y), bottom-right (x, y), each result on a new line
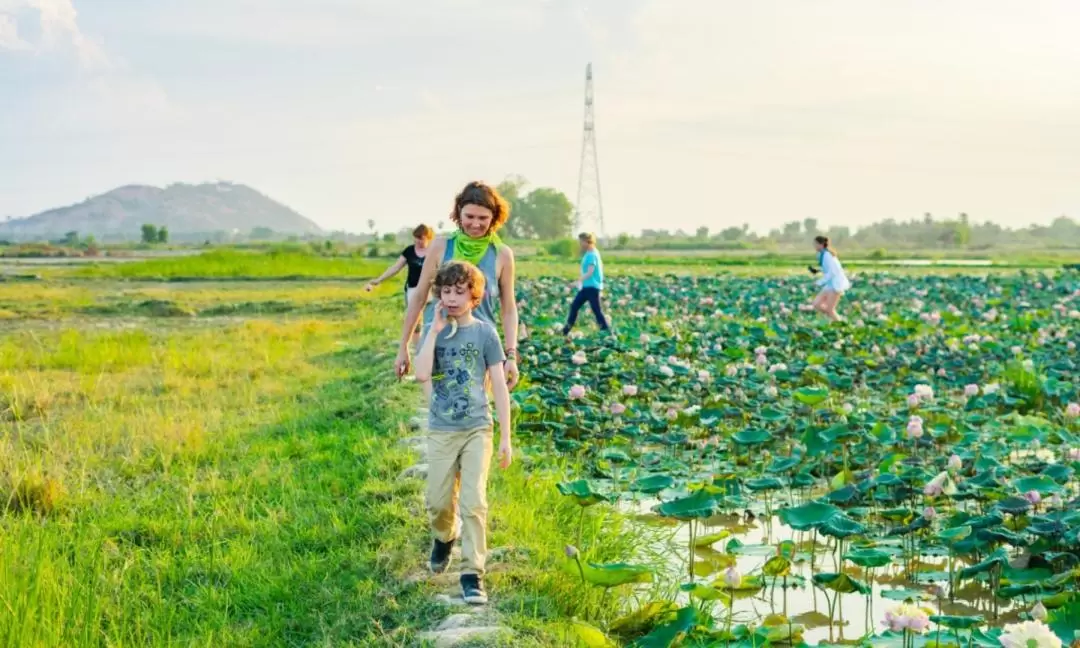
top-left (3, 0), bottom-right (1080, 235)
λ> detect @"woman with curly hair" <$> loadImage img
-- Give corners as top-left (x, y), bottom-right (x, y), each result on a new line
top-left (394, 181), bottom-right (520, 389)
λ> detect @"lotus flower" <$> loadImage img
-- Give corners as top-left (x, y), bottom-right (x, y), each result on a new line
top-left (883, 603), bottom-right (932, 633)
top-left (984, 383), bottom-right (1001, 394)
top-left (907, 393), bottom-right (921, 408)
top-left (764, 385), bottom-right (778, 398)
top-left (722, 566), bottom-right (741, 588)
top-left (754, 346), bottom-right (768, 355)
top-left (913, 384), bottom-right (934, 401)
top-left (755, 353), bottom-right (767, 366)
top-left (923, 470), bottom-right (948, 496)
top-left (948, 454), bottom-right (963, 471)
top-left (922, 505), bottom-right (937, 520)
top-left (646, 355), bottom-right (656, 365)
top-left (571, 351), bottom-right (587, 365)
top-left (568, 385), bottom-right (586, 400)
top-left (659, 365), bottom-right (675, 378)
top-left (725, 364), bottom-right (738, 378)
top-left (609, 402), bottom-right (626, 416)
top-left (565, 545), bottom-right (580, 558)
top-left (1048, 494), bottom-right (1063, 508)
top-left (768, 363), bottom-right (787, 373)
top-left (907, 415), bottom-right (924, 439)
top-left (1024, 490), bottom-right (1041, 505)
top-left (622, 385), bottom-right (638, 397)
top-left (964, 384), bottom-right (980, 397)
top-left (1066, 402), bottom-right (1080, 418)
top-left (666, 408), bottom-right (678, 421)
top-left (998, 620), bottom-right (1062, 648)
top-left (639, 334), bottom-right (651, 344)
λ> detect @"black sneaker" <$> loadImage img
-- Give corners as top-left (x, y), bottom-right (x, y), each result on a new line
top-left (429, 538), bottom-right (454, 574)
top-left (460, 574), bottom-right (488, 605)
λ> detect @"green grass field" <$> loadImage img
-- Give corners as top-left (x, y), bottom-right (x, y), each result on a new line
top-left (0, 264), bottom-right (642, 647)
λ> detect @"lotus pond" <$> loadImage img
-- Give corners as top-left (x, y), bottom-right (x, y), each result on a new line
top-left (512, 270), bottom-right (1080, 647)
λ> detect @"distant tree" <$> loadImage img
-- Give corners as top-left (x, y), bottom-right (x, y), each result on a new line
top-left (695, 226), bottom-right (710, 239)
top-left (141, 224), bottom-right (159, 244)
top-left (495, 176), bottom-right (573, 240)
top-left (803, 218), bottom-right (819, 236)
top-left (616, 233), bottom-right (631, 248)
top-left (62, 231), bottom-right (80, 246)
top-left (720, 226), bottom-right (743, 241)
top-left (251, 226), bottom-right (275, 239)
top-left (157, 226), bottom-right (169, 244)
top-left (381, 232), bottom-right (396, 243)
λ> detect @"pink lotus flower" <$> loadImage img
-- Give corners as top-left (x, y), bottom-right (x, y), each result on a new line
top-left (697, 370), bottom-right (711, 382)
top-left (883, 604), bottom-right (932, 633)
top-left (964, 384), bottom-right (979, 397)
top-left (907, 415), bottom-right (924, 439)
top-left (666, 408), bottom-right (679, 421)
top-left (609, 402), bottom-right (626, 416)
top-left (922, 506), bottom-right (937, 520)
top-left (907, 394), bottom-right (921, 408)
top-left (568, 385), bottom-right (586, 400)
top-left (725, 364), bottom-right (738, 377)
top-left (571, 351), bottom-right (587, 365)
top-left (914, 384), bottom-right (934, 401)
top-left (936, 368), bottom-right (947, 377)
top-left (755, 353), bottom-right (767, 366)
top-left (948, 454), bottom-right (963, 471)
top-left (640, 333), bottom-right (651, 344)
top-left (623, 385), bottom-right (638, 397)
top-left (1066, 403), bottom-right (1080, 418)
top-left (659, 365), bottom-right (675, 378)
top-left (1024, 490), bottom-right (1041, 505)
top-left (1067, 448), bottom-right (1080, 461)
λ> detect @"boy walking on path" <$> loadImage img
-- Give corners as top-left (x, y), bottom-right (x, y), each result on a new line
top-left (414, 261), bottom-right (513, 605)
top-left (563, 232), bottom-right (610, 335)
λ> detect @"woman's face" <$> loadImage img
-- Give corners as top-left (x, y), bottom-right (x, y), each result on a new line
top-left (414, 236), bottom-right (430, 250)
top-left (814, 241), bottom-right (825, 252)
top-left (459, 204), bottom-right (494, 238)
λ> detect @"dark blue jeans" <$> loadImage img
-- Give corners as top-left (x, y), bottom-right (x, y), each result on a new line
top-left (564, 287), bottom-right (609, 334)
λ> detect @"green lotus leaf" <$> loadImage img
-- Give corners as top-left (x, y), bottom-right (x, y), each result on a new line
top-left (567, 620), bottom-right (618, 648)
top-left (732, 428), bottom-right (772, 446)
top-left (778, 501), bottom-right (840, 531)
top-left (566, 560), bottom-right (654, 587)
top-left (609, 601), bottom-right (679, 639)
top-left (629, 474), bottom-right (676, 495)
top-left (556, 479), bottom-right (617, 507)
top-left (929, 615), bottom-right (985, 630)
top-left (763, 555), bottom-right (792, 577)
top-left (652, 489), bottom-right (719, 521)
top-left (1011, 475), bottom-right (1065, 495)
top-left (692, 530), bottom-right (731, 548)
top-left (767, 456), bottom-right (802, 473)
top-left (793, 386), bottom-right (830, 406)
top-left (958, 548), bottom-right (1009, 579)
top-left (820, 515), bottom-right (866, 539)
top-left (745, 477), bottom-right (785, 492)
top-left (937, 525), bottom-right (972, 544)
top-left (758, 407), bottom-right (790, 423)
top-left (811, 572), bottom-right (870, 595)
top-left (628, 606), bottom-right (697, 648)
top-left (879, 587), bottom-right (934, 602)
top-left (843, 548), bottom-right (893, 568)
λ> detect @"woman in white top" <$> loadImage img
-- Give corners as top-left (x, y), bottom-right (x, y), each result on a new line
top-left (810, 235), bottom-right (850, 322)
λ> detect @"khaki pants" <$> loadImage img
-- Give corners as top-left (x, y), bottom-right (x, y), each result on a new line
top-left (426, 427), bottom-right (493, 576)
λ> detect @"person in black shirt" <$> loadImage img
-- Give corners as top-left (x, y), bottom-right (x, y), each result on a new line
top-left (367, 224), bottom-right (434, 345)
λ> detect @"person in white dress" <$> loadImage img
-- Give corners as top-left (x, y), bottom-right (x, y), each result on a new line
top-left (809, 235), bottom-right (850, 322)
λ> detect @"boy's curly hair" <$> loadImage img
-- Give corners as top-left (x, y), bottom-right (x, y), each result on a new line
top-left (433, 261), bottom-right (485, 306)
top-left (450, 181), bottom-right (510, 234)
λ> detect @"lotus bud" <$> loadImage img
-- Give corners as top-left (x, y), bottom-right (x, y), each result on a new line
top-left (1030, 601), bottom-right (1048, 621)
top-left (564, 545), bottom-right (580, 559)
top-left (948, 454), bottom-right (962, 471)
top-left (723, 566), bottom-right (741, 589)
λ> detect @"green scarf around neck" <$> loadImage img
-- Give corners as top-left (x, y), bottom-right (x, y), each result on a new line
top-left (449, 230), bottom-right (501, 266)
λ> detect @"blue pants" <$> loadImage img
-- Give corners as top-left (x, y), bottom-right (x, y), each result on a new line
top-left (564, 287), bottom-right (609, 334)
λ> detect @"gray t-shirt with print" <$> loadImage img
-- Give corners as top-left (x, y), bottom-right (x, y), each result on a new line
top-left (429, 319), bottom-right (505, 432)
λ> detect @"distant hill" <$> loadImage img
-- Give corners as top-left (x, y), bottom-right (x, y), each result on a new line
top-left (0, 182), bottom-right (324, 242)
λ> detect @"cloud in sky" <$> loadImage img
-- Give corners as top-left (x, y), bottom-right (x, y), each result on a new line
top-left (2, 0), bottom-right (1080, 234)
top-left (0, 0), bottom-right (107, 68)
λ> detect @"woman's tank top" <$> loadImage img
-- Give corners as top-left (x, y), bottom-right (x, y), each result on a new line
top-left (420, 238), bottom-right (501, 340)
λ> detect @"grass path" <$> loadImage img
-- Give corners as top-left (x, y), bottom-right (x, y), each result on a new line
top-left (1, 289), bottom-right (639, 646)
